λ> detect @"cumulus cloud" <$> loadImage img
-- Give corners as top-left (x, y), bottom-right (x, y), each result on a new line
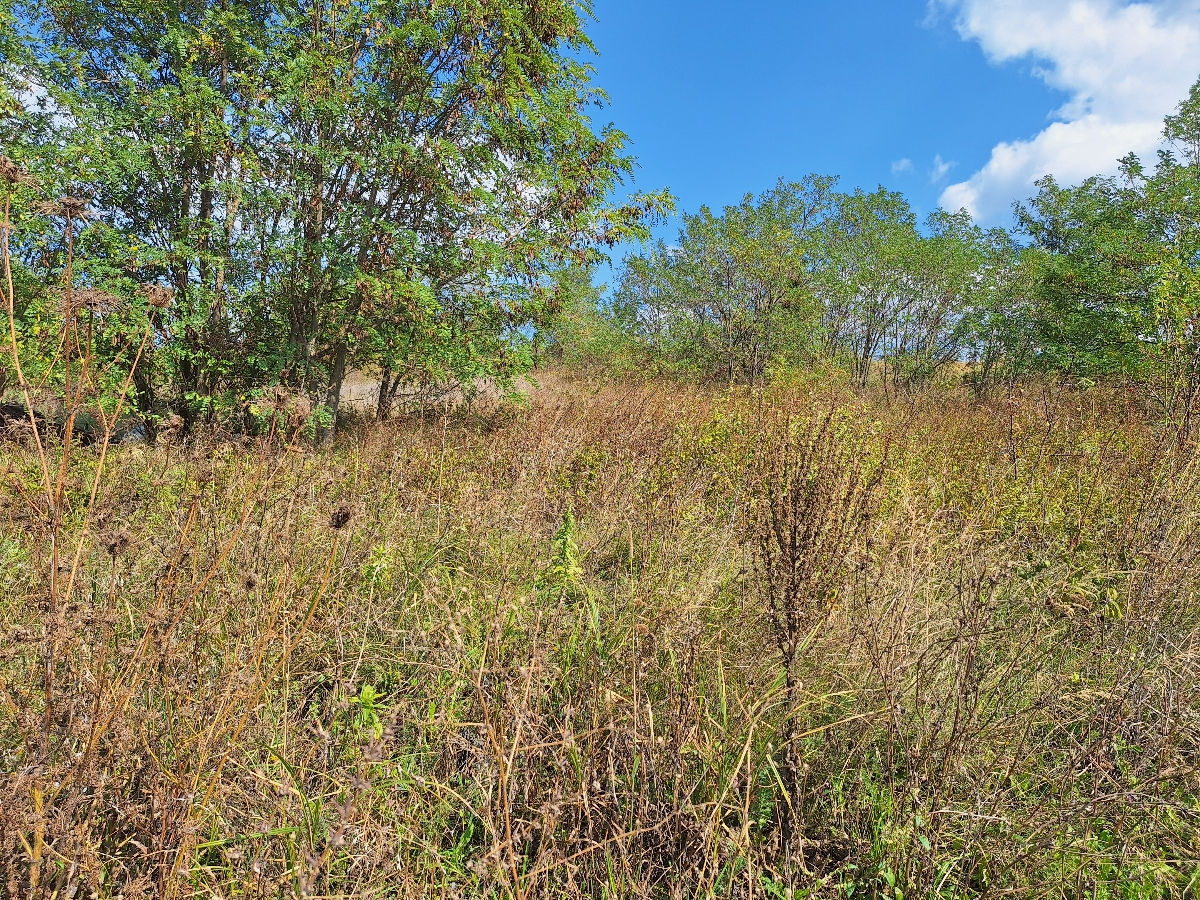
top-left (892, 157), bottom-right (915, 175)
top-left (930, 153), bottom-right (956, 183)
top-left (933, 0), bottom-right (1200, 221)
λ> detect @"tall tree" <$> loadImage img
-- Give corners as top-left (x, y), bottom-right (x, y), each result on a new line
top-left (815, 187), bottom-right (918, 386)
top-left (613, 176), bottom-right (834, 383)
top-left (15, 0), bottom-right (665, 431)
top-left (880, 209), bottom-right (993, 389)
top-left (1014, 171), bottom-right (1159, 379)
top-left (1143, 79), bottom-right (1200, 437)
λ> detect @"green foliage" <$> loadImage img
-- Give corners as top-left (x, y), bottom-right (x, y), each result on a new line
top-left (1004, 81), bottom-right (1200, 400)
top-left (1014, 172), bottom-right (1159, 378)
top-left (535, 263), bottom-right (649, 376)
top-left (4, 0), bottom-right (666, 428)
top-left (537, 505), bottom-right (586, 604)
top-left (623, 177), bottom-right (835, 384)
top-left (554, 77), bottom-right (1200, 404)
top-left (608, 179), bottom-right (1009, 388)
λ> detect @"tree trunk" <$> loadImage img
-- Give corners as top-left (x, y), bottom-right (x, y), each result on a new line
top-left (377, 367), bottom-right (394, 421)
top-left (321, 341), bottom-right (349, 446)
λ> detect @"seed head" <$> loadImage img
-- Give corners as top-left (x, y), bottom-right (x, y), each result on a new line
top-left (104, 529), bottom-right (131, 557)
top-left (140, 283), bottom-right (174, 309)
top-left (329, 503), bottom-right (353, 530)
top-left (287, 396), bottom-right (313, 432)
top-left (75, 287), bottom-right (122, 315)
top-left (36, 196), bottom-right (91, 219)
top-left (0, 156), bottom-right (31, 187)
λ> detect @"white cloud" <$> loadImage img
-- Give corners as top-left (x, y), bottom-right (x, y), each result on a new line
top-left (892, 157), bottom-right (915, 175)
top-left (930, 153), bottom-right (956, 183)
top-left (933, 0), bottom-right (1200, 221)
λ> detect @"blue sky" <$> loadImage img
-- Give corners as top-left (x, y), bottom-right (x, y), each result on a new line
top-left (583, 0), bottom-right (1200, 270)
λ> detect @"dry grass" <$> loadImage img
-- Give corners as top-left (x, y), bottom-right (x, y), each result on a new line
top-left (2, 373), bottom-right (1200, 898)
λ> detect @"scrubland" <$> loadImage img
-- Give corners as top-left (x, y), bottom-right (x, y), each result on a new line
top-left (3, 373), bottom-right (1200, 898)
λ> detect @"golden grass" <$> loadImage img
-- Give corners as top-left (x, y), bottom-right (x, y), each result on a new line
top-left (2, 373), bottom-right (1200, 898)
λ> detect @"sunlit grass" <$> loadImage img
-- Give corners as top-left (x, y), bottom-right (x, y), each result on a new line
top-left (3, 374), bottom-right (1199, 898)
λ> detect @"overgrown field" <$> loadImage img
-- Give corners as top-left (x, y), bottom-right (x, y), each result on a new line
top-left (3, 375), bottom-right (1200, 898)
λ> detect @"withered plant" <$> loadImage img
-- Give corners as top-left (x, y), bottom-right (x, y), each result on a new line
top-left (747, 407), bottom-right (886, 864)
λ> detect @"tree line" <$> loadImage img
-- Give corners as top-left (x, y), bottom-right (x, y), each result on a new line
top-left (3, 0), bottom-right (1200, 438)
top-left (547, 78), bottom-right (1200, 410)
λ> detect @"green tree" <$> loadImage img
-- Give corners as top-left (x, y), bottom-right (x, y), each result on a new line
top-left (957, 227), bottom-right (1028, 396)
top-left (17, 0), bottom-right (279, 423)
top-left (878, 209), bottom-right (995, 389)
top-left (613, 176), bottom-right (835, 383)
top-left (14, 0), bottom-right (666, 433)
top-left (534, 264), bottom-right (647, 376)
top-left (1143, 79), bottom-right (1200, 437)
top-left (1014, 171), bottom-right (1159, 379)
top-left (815, 187), bottom-right (920, 386)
